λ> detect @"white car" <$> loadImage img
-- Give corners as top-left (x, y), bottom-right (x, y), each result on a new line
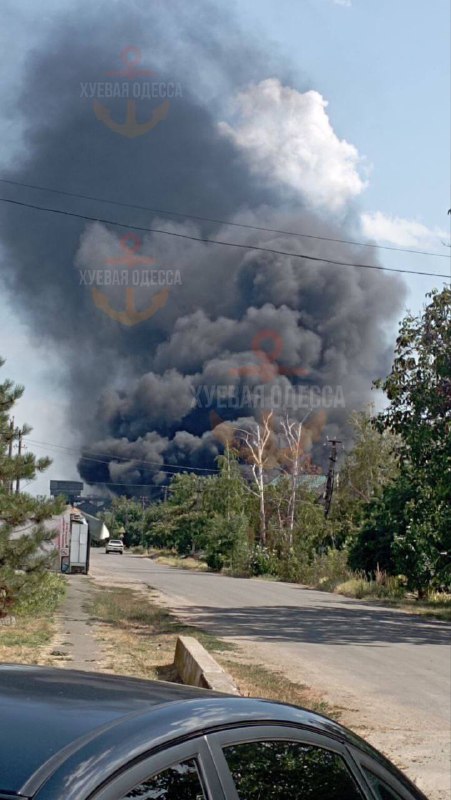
top-left (105, 538), bottom-right (124, 555)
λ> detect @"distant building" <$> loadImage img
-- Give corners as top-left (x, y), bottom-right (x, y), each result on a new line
top-left (50, 480), bottom-right (84, 504)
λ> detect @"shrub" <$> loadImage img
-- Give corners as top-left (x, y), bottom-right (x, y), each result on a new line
top-left (295, 549), bottom-right (353, 591)
top-left (13, 571), bottom-right (66, 617)
top-left (206, 551), bottom-right (224, 572)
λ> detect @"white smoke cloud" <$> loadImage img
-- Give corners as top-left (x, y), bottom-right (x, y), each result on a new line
top-left (361, 211), bottom-right (449, 251)
top-left (218, 79), bottom-right (368, 213)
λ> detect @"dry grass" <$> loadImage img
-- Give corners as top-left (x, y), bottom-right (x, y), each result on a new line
top-left (86, 584), bottom-right (336, 721)
top-left (394, 597), bottom-right (451, 622)
top-left (217, 655), bottom-right (338, 719)
top-left (148, 550), bottom-right (209, 572)
top-left (335, 581), bottom-right (451, 621)
top-left (0, 617), bottom-right (55, 665)
top-left (86, 585), bottom-right (233, 680)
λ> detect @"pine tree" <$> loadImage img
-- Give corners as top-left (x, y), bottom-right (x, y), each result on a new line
top-left (0, 358), bottom-right (64, 618)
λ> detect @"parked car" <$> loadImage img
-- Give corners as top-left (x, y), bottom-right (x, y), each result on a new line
top-left (105, 538), bottom-right (124, 555)
top-left (0, 665), bottom-right (428, 800)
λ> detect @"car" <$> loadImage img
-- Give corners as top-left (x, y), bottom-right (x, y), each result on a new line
top-left (105, 538), bottom-right (124, 555)
top-left (0, 665), bottom-right (428, 800)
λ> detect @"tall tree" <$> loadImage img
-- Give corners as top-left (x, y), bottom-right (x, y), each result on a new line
top-left (331, 408), bottom-right (399, 546)
top-left (236, 412), bottom-right (275, 545)
top-left (0, 359), bottom-right (63, 617)
top-left (351, 289), bottom-right (451, 594)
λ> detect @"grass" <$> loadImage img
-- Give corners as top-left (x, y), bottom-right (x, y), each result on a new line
top-left (378, 596), bottom-right (451, 621)
top-left (0, 619), bottom-right (54, 650)
top-left (334, 577), bottom-right (451, 620)
top-left (14, 573), bottom-right (67, 616)
top-left (86, 585), bottom-right (234, 681)
top-left (0, 573), bottom-right (66, 664)
top-left (86, 584), bottom-right (335, 718)
top-left (335, 576), bottom-right (404, 601)
top-left (147, 549), bottom-right (209, 572)
top-left (217, 657), bottom-right (338, 719)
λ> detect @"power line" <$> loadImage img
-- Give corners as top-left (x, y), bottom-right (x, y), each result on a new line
top-left (25, 437), bottom-right (220, 475)
top-left (0, 195), bottom-right (449, 279)
top-left (0, 176), bottom-right (448, 259)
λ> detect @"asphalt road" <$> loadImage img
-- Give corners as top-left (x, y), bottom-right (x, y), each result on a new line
top-left (90, 550), bottom-right (451, 799)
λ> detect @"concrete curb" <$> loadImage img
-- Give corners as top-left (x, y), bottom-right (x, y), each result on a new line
top-left (174, 636), bottom-right (240, 695)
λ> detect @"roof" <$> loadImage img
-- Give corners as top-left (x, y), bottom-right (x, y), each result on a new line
top-left (269, 473), bottom-right (326, 491)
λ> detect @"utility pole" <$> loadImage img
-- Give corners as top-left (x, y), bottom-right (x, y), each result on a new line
top-left (323, 437), bottom-right (342, 518)
top-left (141, 496), bottom-right (146, 547)
top-left (15, 428), bottom-right (23, 494)
top-left (7, 418), bottom-right (14, 494)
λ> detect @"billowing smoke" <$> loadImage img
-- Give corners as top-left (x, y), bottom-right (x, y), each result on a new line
top-left (0, 0), bottom-right (405, 495)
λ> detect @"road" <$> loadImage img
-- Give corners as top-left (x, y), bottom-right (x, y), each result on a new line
top-left (90, 551), bottom-right (451, 799)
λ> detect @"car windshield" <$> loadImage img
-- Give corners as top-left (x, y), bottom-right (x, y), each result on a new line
top-left (0, 5), bottom-right (449, 800)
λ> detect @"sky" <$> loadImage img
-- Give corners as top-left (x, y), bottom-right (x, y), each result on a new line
top-left (0, 0), bottom-right (449, 494)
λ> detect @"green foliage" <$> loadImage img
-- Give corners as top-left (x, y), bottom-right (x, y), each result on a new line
top-left (0, 359), bottom-right (65, 617)
top-left (281, 547), bottom-right (352, 590)
top-left (336, 570), bottom-right (406, 600)
top-left (352, 289), bottom-right (451, 595)
top-left (100, 496), bottom-right (144, 547)
top-left (204, 512), bottom-right (249, 572)
top-left (14, 571), bottom-right (66, 616)
top-left (330, 408), bottom-right (399, 546)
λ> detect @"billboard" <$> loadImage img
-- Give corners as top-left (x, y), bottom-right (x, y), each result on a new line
top-left (50, 480), bottom-right (84, 498)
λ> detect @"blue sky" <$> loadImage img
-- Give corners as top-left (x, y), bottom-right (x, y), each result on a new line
top-left (0, 0), bottom-right (449, 493)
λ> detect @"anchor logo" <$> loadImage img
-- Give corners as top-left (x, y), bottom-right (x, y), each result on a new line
top-left (91, 232), bottom-right (170, 326)
top-left (91, 46), bottom-right (171, 138)
top-left (229, 329), bottom-right (310, 382)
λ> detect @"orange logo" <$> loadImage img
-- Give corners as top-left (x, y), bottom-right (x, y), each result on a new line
top-left (229, 329), bottom-right (309, 381)
top-left (91, 232), bottom-right (169, 326)
top-left (88, 46), bottom-right (173, 138)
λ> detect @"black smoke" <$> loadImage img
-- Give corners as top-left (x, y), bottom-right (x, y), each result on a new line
top-left (0, 0), bottom-right (405, 495)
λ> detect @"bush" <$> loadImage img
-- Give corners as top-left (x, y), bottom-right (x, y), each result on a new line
top-left (248, 544), bottom-right (276, 576)
top-left (206, 551), bottom-right (224, 572)
top-left (205, 513), bottom-right (250, 573)
top-left (335, 574), bottom-right (405, 600)
top-left (13, 571), bottom-right (66, 617)
top-left (296, 549), bottom-right (353, 591)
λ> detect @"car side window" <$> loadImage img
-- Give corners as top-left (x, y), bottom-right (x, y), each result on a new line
top-left (222, 740), bottom-right (364, 799)
top-left (363, 769), bottom-right (406, 799)
top-left (119, 758), bottom-right (206, 799)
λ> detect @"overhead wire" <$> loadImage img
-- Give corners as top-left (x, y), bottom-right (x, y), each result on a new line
top-left (0, 195), bottom-right (449, 279)
top-left (0, 176), bottom-right (448, 259)
top-left (25, 437), bottom-right (221, 475)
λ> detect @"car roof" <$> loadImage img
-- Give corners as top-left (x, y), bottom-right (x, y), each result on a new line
top-left (0, 665), bottom-right (424, 800)
top-left (0, 665), bottom-right (214, 795)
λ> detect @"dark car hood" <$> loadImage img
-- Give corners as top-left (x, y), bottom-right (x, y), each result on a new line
top-left (0, 665), bottom-right (214, 795)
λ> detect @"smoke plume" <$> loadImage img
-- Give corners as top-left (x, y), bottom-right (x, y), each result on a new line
top-left (0, 0), bottom-right (405, 495)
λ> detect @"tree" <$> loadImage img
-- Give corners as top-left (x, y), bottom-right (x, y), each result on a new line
top-left (351, 289), bottom-right (451, 594)
top-left (235, 411), bottom-right (276, 545)
top-left (331, 409), bottom-right (399, 546)
top-left (279, 416), bottom-right (307, 545)
top-left (0, 359), bottom-right (63, 617)
top-left (202, 446), bottom-right (251, 571)
top-left (144, 473), bottom-right (211, 555)
top-left (100, 496), bottom-right (144, 547)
